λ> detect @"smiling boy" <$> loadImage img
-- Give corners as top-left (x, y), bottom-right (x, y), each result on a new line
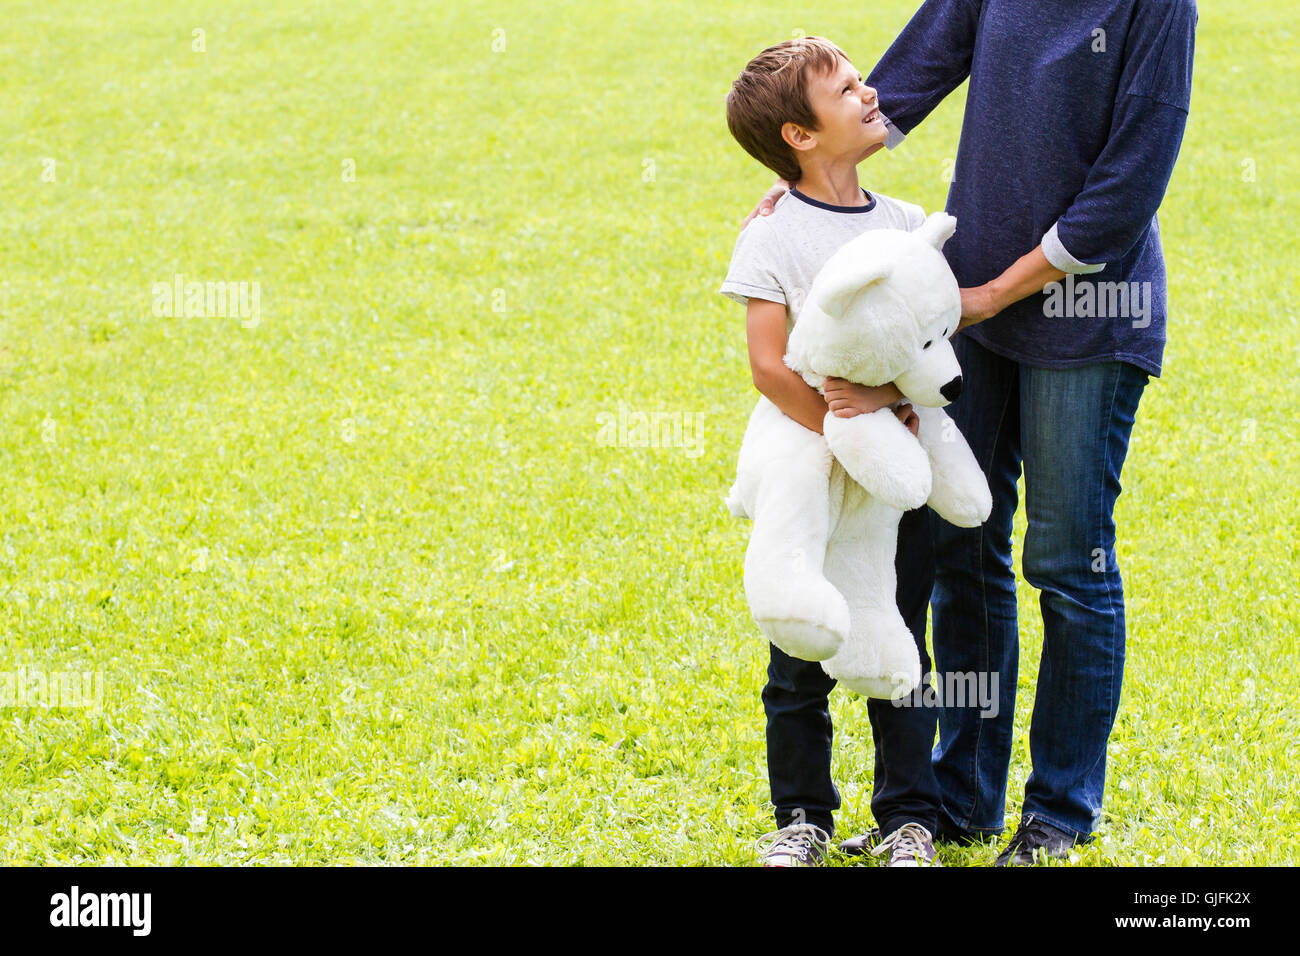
top-left (720, 37), bottom-right (953, 867)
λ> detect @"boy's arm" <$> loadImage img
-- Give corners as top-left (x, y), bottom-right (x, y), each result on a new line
top-left (747, 298), bottom-right (901, 433)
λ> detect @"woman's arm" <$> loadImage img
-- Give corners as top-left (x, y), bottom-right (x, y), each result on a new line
top-left (1040, 3), bottom-right (1196, 273)
top-left (957, 2), bottom-right (1195, 332)
top-left (866, 0), bottom-right (983, 140)
top-left (740, 179), bottom-right (792, 229)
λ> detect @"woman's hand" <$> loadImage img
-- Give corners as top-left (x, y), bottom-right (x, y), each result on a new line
top-left (823, 378), bottom-right (903, 418)
top-left (958, 246), bottom-right (1067, 332)
top-left (958, 284), bottom-right (1001, 330)
top-left (741, 179), bottom-right (792, 229)
top-left (892, 403), bottom-right (920, 437)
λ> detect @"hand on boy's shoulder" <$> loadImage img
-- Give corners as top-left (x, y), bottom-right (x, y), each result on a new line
top-left (729, 205), bottom-right (780, 255)
top-left (741, 179), bottom-right (793, 230)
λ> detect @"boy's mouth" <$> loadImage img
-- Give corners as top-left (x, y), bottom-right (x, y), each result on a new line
top-left (863, 107), bottom-right (881, 124)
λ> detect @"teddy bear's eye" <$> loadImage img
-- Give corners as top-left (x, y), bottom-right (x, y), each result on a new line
top-left (923, 340), bottom-right (933, 349)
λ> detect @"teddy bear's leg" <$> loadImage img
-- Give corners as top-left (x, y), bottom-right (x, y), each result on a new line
top-left (819, 485), bottom-right (922, 698)
top-left (736, 421), bottom-right (852, 663)
top-left (913, 404), bottom-right (992, 529)
top-left (743, 458), bottom-right (851, 661)
top-left (728, 399), bottom-right (850, 661)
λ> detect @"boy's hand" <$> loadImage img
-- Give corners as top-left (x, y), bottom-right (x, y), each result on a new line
top-left (823, 378), bottom-right (904, 418)
top-left (741, 179), bottom-right (792, 229)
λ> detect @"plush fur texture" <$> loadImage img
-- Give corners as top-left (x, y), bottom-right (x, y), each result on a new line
top-left (727, 213), bottom-right (992, 698)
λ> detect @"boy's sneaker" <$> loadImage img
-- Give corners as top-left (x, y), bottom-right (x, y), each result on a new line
top-left (993, 813), bottom-right (1083, 866)
top-left (755, 823), bottom-right (831, 867)
top-left (870, 822), bottom-right (941, 867)
top-left (839, 811), bottom-right (982, 854)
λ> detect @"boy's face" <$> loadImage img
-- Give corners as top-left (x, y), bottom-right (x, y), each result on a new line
top-left (788, 56), bottom-right (887, 161)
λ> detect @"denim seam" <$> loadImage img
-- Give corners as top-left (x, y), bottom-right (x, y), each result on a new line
top-left (1096, 365), bottom-right (1123, 827)
top-left (1095, 366), bottom-right (1127, 826)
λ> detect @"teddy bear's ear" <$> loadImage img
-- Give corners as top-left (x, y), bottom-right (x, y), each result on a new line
top-left (820, 259), bottom-right (893, 320)
top-left (916, 212), bottom-right (957, 251)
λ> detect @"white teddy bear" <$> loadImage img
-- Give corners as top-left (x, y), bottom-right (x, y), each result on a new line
top-left (726, 212), bottom-right (992, 699)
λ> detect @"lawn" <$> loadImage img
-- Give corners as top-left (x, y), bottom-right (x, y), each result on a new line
top-left (0, 0), bottom-right (1296, 865)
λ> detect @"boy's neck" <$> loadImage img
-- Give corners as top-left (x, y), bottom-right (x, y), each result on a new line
top-left (794, 162), bottom-right (868, 208)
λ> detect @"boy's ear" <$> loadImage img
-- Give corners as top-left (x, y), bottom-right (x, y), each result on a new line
top-left (916, 212), bottom-right (957, 250)
top-left (781, 121), bottom-right (816, 153)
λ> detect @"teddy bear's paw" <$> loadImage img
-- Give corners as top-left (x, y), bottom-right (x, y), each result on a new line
top-left (826, 632), bottom-right (921, 699)
top-left (747, 570), bottom-right (850, 661)
top-left (874, 639), bottom-right (923, 697)
top-left (837, 672), bottom-right (919, 700)
top-left (756, 619), bottom-right (845, 662)
top-left (927, 477), bottom-right (993, 528)
top-left (824, 410), bottom-right (933, 512)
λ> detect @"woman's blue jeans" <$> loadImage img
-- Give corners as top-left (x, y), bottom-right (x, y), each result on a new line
top-left (931, 334), bottom-right (1149, 839)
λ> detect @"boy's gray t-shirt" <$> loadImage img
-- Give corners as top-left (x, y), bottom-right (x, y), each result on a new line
top-left (720, 187), bottom-right (926, 331)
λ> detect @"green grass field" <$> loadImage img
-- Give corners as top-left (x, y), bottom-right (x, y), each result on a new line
top-left (0, 0), bottom-right (1296, 865)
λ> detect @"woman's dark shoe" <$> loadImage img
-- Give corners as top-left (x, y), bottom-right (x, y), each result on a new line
top-left (993, 813), bottom-right (1085, 866)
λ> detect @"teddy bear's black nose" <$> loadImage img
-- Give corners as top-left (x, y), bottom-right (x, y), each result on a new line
top-left (940, 375), bottom-right (963, 402)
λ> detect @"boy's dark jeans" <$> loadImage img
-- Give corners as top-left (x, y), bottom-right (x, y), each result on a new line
top-left (763, 505), bottom-right (940, 838)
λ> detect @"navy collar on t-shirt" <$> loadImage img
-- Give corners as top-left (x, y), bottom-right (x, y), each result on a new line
top-left (789, 185), bottom-right (877, 213)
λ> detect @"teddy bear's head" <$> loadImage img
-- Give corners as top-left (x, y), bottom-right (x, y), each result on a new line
top-left (785, 212), bottom-right (965, 408)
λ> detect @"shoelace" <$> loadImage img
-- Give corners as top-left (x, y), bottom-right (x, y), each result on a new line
top-left (755, 823), bottom-right (831, 861)
top-left (870, 822), bottom-right (933, 863)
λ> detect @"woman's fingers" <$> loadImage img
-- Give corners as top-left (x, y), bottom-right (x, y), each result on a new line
top-left (740, 180), bottom-right (792, 228)
top-left (893, 403), bottom-right (920, 436)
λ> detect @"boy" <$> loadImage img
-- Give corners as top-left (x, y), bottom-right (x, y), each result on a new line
top-left (719, 37), bottom-right (949, 867)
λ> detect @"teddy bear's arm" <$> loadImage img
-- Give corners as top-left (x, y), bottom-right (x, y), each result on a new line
top-left (912, 405), bottom-right (993, 528)
top-left (822, 408), bottom-right (932, 512)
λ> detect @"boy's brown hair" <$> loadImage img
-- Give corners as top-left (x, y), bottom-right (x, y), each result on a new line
top-left (725, 37), bottom-right (849, 185)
